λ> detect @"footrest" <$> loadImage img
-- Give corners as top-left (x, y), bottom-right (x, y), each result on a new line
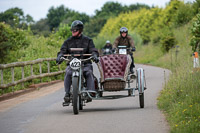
top-left (81, 90), bottom-right (97, 93)
top-left (62, 102), bottom-right (70, 106)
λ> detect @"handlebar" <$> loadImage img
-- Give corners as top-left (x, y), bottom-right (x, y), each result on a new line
top-left (60, 56), bottom-right (93, 62)
top-left (63, 54), bottom-right (92, 57)
top-left (114, 46), bottom-right (135, 52)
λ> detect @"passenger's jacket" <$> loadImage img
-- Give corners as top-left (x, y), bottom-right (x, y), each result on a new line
top-left (57, 34), bottom-right (99, 64)
top-left (103, 44), bottom-right (112, 49)
top-left (113, 35), bottom-right (135, 49)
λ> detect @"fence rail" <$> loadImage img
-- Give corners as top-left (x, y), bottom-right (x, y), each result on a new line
top-left (0, 58), bottom-right (65, 89)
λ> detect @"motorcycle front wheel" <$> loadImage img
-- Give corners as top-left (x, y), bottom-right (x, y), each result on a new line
top-left (72, 77), bottom-right (79, 115)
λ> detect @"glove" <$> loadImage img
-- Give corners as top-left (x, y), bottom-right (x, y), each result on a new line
top-left (56, 53), bottom-right (64, 64)
top-left (131, 47), bottom-right (136, 52)
top-left (92, 54), bottom-right (99, 63)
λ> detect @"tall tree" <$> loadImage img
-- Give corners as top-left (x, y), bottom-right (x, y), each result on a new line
top-left (47, 5), bottom-right (89, 31)
top-left (47, 5), bottom-right (67, 30)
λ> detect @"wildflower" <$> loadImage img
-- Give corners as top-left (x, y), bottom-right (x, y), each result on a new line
top-left (182, 109), bottom-right (187, 113)
top-left (175, 124), bottom-right (178, 127)
top-left (189, 105), bottom-right (193, 107)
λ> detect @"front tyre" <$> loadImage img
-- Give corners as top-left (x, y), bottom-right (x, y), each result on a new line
top-left (72, 77), bottom-right (79, 115)
top-left (139, 93), bottom-right (144, 108)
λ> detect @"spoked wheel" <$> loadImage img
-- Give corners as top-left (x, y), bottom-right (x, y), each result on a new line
top-left (72, 77), bottom-right (79, 115)
top-left (136, 68), bottom-right (145, 108)
top-left (139, 93), bottom-right (144, 108)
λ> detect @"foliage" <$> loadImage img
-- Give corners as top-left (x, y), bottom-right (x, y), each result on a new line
top-left (47, 5), bottom-right (67, 30)
top-left (174, 2), bottom-right (194, 26)
top-left (98, 0), bottom-right (195, 48)
top-left (0, 7), bottom-right (34, 28)
top-left (46, 23), bottom-right (71, 48)
top-left (190, 12), bottom-right (200, 52)
top-left (31, 18), bottom-right (51, 37)
top-left (0, 22), bottom-right (30, 63)
top-left (47, 5), bottom-right (90, 31)
top-left (157, 58), bottom-right (200, 133)
top-left (161, 33), bottom-right (177, 53)
top-left (55, 23), bottom-right (71, 40)
top-left (192, 0), bottom-right (200, 15)
top-left (84, 2), bottom-right (151, 38)
top-left (0, 27), bottom-right (66, 95)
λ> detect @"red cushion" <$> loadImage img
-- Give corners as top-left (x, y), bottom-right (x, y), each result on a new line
top-left (99, 54), bottom-right (130, 80)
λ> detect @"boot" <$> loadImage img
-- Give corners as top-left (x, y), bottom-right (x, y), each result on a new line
top-left (64, 93), bottom-right (70, 103)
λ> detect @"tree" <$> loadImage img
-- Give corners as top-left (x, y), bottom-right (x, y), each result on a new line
top-left (47, 5), bottom-right (67, 30)
top-left (0, 7), bottom-right (34, 28)
top-left (31, 18), bottom-right (50, 37)
top-left (0, 7), bottom-right (23, 26)
top-left (84, 2), bottom-right (151, 38)
top-left (47, 5), bottom-right (90, 31)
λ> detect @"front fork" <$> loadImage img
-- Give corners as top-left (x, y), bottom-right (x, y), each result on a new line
top-left (72, 68), bottom-right (82, 93)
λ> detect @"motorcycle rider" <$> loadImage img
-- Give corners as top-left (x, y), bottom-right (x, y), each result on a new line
top-left (113, 27), bottom-right (136, 73)
top-left (102, 40), bottom-right (112, 55)
top-left (56, 20), bottom-right (99, 103)
top-left (103, 40), bottom-right (112, 49)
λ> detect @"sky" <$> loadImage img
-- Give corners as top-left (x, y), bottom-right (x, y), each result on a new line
top-left (0, 0), bottom-right (195, 21)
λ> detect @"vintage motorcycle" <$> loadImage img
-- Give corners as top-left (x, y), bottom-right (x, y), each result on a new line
top-left (59, 47), bottom-right (147, 115)
top-left (59, 48), bottom-right (100, 114)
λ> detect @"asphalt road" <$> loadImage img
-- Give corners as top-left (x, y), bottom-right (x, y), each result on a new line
top-left (0, 64), bottom-right (170, 133)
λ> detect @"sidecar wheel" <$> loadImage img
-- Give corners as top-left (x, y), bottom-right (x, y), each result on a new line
top-left (72, 77), bottom-right (79, 115)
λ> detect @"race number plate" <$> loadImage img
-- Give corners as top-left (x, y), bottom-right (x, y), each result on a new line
top-left (70, 58), bottom-right (81, 70)
top-left (119, 49), bottom-right (127, 54)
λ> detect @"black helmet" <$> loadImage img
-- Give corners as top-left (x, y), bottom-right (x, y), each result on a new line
top-left (120, 27), bottom-right (128, 34)
top-left (71, 20), bottom-right (84, 31)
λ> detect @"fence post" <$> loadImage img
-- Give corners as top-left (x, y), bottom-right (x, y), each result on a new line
top-left (22, 67), bottom-right (24, 88)
top-left (31, 64), bottom-right (33, 75)
top-left (1, 69), bottom-right (3, 85)
top-left (0, 69), bottom-right (3, 94)
top-left (47, 61), bottom-right (50, 73)
top-left (11, 67), bottom-right (14, 93)
top-left (39, 63), bottom-right (42, 82)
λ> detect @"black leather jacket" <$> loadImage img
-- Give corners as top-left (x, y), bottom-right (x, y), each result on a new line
top-left (57, 34), bottom-right (99, 64)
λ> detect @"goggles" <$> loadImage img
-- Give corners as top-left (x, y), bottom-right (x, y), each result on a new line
top-left (71, 29), bottom-right (79, 32)
top-left (120, 30), bottom-right (127, 33)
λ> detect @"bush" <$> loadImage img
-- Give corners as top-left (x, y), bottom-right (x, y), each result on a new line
top-left (161, 32), bottom-right (177, 53)
top-left (0, 22), bottom-right (30, 63)
top-left (46, 24), bottom-right (71, 48)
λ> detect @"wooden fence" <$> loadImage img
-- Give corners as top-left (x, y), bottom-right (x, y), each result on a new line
top-left (0, 58), bottom-right (65, 90)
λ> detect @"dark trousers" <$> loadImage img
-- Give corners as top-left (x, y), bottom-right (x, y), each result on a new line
top-left (64, 64), bottom-right (95, 94)
top-left (130, 54), bottom-right (135, 70)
